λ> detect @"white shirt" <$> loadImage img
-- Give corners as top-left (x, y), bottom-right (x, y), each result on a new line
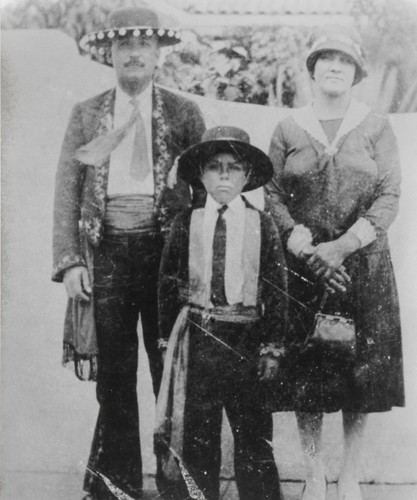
top-left (203, 194), bottom-right (246, 305)
top-left (107, 84), bottom-right (154, 195)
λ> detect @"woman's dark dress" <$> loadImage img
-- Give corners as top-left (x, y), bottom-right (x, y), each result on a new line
top-left (266, 103), bottom-right (405, 412)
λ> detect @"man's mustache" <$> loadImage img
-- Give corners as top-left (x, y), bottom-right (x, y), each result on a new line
top-left (124, 59), bottom-right (145, 68)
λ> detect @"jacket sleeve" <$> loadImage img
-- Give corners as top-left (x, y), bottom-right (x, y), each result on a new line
top-left (259, 213), bottom-right (289, 348)
top-left (52, 103), bottom-right (87, 282)
top-left (185, 99), bottom-right (206, 148)
top-left (264, 121), bottom-right (297, 243)
top-left (179, 99), bottom-right (206, 205)
top-left (158, 214), bottom-right (187, 341)
top-left (362, 116), bottom-right (401, 235)
top-left (158, 96), bottom-right (206, 237)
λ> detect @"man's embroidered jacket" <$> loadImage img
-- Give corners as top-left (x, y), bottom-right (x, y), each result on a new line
top-left (52, 85), bottom-right (206, 282)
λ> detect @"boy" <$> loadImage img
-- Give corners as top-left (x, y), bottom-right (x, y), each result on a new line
top-left (156, 126), bottom-right (288, 500)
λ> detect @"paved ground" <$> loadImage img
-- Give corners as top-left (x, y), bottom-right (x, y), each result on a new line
top-left (2, 472), bottom-right (417, 500)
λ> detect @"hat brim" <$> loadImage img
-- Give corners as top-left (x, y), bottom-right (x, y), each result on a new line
top-left (178, 139), bottom-right (273, 192)
top-left (306, 43), bottom-right (366, 84)
top-left (80, 27), bottom-right (181, 67)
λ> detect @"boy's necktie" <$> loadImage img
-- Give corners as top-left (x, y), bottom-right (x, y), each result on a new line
top-left (210, 205), bottom-right (228, 306)
top-left (129, 98), bottom-right (150, 181)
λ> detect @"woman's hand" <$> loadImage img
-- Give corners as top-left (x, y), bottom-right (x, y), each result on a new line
top-left (298, 243), bottom-right (315, 261)
top-left (307, 232), bottom-right (361, 280)
top-left (300, 242), bottom-right (351, 293)
top-left (324, 266), bottom-right (351, 293)
top-left (307, 240), bottom-right (347, 278)
top-left (258, 355), bottom-right (280, 381)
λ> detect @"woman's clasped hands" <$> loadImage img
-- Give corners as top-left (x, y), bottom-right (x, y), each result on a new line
top-left (299, 234), bottom-right (360, 293)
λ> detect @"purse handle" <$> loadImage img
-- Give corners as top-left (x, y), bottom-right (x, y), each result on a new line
top-left (317, 289), bottom-right (329, 313)
top-left (301, 289), bottom-right (329, 349)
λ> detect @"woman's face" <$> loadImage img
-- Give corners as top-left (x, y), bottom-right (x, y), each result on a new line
top-left (313, 50), bottom-right (356, 97)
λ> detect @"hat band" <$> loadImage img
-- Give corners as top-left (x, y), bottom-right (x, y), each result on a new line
top-left (205, 136), bottom-right (249, 144)
top-left (311, 34), bottom-right (362, 58)
top-left (84, 27), bottom-right (179, 43)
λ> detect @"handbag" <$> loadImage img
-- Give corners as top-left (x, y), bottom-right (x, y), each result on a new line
top-left (309, 291), bottom-right (356, 354)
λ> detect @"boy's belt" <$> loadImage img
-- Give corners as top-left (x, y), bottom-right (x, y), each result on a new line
top-left (189, 303), bottom-right (260, 324)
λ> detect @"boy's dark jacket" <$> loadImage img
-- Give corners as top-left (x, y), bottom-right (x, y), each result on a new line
top-left (158, 196), bottom-right (289, 347)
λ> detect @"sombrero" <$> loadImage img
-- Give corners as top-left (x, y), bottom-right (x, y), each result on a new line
top-left (79, 7), bottom-right (181, 67)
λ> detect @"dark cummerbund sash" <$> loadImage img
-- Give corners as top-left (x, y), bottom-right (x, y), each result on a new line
top-left (105, 194), bottom-right (157, 234)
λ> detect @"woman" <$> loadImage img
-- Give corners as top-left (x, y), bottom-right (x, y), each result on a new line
top-left (265, 25), bottom-right (405, 500)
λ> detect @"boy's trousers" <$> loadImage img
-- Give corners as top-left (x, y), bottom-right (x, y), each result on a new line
top-left (169, 308), bottom-right (283, 500)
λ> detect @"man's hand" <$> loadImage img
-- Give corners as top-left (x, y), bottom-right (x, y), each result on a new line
top-left (258, 355), bottom-right (280, 382)
top-left (63, 266), bottom-right (91, 302)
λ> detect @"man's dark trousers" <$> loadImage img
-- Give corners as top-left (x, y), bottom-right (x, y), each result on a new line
top-left (84, 229), bottom-right (164, 500)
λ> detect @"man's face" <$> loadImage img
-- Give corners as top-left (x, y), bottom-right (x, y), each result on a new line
top-left (111, 35), bottom-right (160, 96)
top-left (200, 152), bottom-right (249, 205)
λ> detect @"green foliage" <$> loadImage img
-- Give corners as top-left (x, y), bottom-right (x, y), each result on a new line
top-left (157, 26), bottom-right (310, 106)
top-left (352, 0), bottom-right (417, 64)
top-left (1, 0), bottom-right (310, 105)
top-left (2, 0), bottom-right (417, 110)
top-left (351, 0), bottom-right (417, 111)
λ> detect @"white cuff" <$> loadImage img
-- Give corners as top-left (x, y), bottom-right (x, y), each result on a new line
top-left (287, 224), bottom-right (313, 257)
top-left (157, 338), bottom-right (169, 351)
top-left (347, 217), bottom-right (377, 248)
top-left (259, 343), bottom-right (286, 358)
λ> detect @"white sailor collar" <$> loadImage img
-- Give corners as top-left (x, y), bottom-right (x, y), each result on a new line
top-left (292, 99), bottom-right (371, 156)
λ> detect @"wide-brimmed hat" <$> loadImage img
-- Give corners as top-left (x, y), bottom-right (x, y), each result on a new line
top-left (79, 7), bottom-right (181, 67)
top-left (178, 126), bottom-right (273, 192)
top-left (306, 25), bottom-right (367, 85)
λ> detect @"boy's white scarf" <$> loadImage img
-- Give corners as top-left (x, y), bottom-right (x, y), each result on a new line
top-left (189, 206), bottom-right (261, 307)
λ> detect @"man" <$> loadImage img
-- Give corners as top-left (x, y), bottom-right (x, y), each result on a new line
top-left (52, 7), bottom-right (205, 500)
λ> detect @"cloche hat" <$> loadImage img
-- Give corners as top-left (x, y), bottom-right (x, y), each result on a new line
top-left (306, 25), bottom-right (367, 85)
top-left (178, 126), bottom-right (273, 192)
top-left (79, 7), bottom-right (181, 67)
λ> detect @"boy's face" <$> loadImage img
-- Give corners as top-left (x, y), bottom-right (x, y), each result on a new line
top-left (200, 152), bottom-right (249, 205)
